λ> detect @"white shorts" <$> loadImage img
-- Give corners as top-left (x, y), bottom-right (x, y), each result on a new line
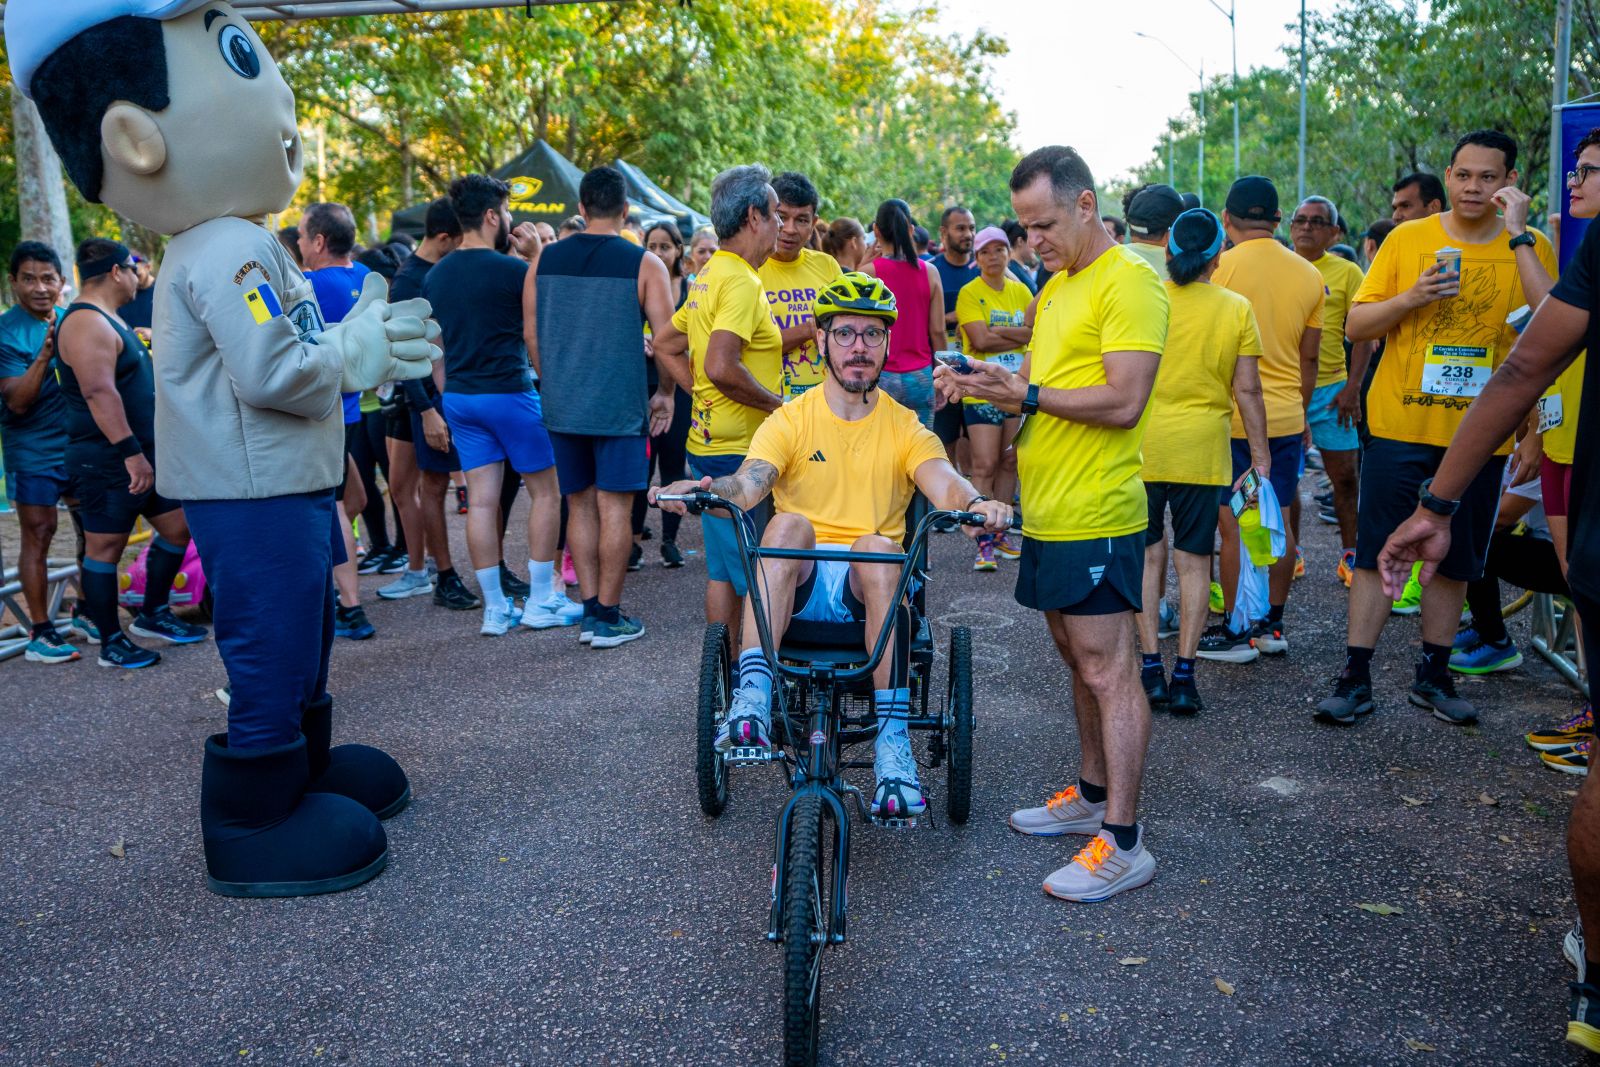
top-left (793, 557), bottom-right (857, 625)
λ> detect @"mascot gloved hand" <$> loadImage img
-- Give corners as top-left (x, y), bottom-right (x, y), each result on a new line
top-left (6, 0), bottom-right (420, 897)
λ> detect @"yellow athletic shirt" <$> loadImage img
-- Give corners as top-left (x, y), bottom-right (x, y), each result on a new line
top-left (758, 248), bottom-right (842, 399)
top-left (1214, 236), bottom-right (1325, 438)
top-left (673, 250), bottom-right (783, 456)
top-left (1542, 351), bottom-right (1586, 465)
top-left (1311, 252), bottom-right (1366, 387)
top-left (955, 275), bottom-right (1033, 403)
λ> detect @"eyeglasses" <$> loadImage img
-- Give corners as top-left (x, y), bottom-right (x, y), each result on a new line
top-left (1289, 216), bottom-right (1332, 228)
top-left (1567, 164), bottom-right (1600, 187)
top-left (827, 325), bottom-right (889, 348)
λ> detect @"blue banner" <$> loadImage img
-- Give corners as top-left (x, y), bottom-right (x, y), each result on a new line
top-left (1558, 101), bottom-right (1600, 269)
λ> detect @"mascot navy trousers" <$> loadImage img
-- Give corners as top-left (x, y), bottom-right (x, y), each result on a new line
top-left (185, 491), bottom-right (339, 749)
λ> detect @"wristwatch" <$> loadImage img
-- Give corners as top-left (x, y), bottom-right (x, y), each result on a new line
top-left (966, 494), bottom-right (989, 509)
top-left (1020, 383), bottom-right (1041, 416)
top-left (1509, 232), bottom-right (1536, 251)
top-left (1418, 477), bottom-right (1461, 517)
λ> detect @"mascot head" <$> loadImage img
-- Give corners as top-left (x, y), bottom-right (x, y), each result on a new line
top-left (5, 1), bottom-right (305, 235)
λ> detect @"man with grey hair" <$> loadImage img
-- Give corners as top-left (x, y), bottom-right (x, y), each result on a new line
top-left (1290, 194), bottom-right (1372, 582)
top-left (656, 164), bottom-right (781, 633)
top-left (935, 145), bottom-right (1170, 903)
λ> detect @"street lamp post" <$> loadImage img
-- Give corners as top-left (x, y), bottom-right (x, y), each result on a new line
top-left (1206, 0), bottom-right (1240, 178)
top-left (1137, 31), bottom-right (1205, 204)
top-left (1298, 0), bottom-right (1308, 203)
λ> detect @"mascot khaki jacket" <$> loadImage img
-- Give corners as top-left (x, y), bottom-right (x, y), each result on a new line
top-left (153, 217), bottom-right (345, 500)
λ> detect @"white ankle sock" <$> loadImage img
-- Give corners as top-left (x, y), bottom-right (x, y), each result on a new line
top-left (476, 565), bottom-right (506, 612)
top-left (529, 558), bottom-right (556, 600)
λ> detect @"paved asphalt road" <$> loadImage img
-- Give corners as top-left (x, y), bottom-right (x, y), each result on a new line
top-left (0, 483), bottom-right (1590, 1065)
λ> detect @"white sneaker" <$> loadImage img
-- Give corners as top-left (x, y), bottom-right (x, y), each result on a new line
top-left (480, 604), bottom-right (521, 636)
top-left (871, 730), bottom-right (926, 820)
top-left (521, 592), bottom-right (583, 629)
top-left (1042, 828), bottom-right (1157, 903)
top-left (715, 686), bottom-right (772, 753)
top-left (378, 570), bottom-right (435, 600)
top-left (1009, 786), bottom-right (1107, 836)
top-left (1569, 916), bottom-right (1586, 979)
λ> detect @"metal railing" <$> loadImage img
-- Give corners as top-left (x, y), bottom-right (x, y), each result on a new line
top-left (1530, 592), bottom-right (1589, 697)
top-left (0, 558), bottom-right (80, 663)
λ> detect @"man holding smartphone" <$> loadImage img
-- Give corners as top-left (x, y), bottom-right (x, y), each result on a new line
top-left (1315, 129), bottom-right (1557, 727)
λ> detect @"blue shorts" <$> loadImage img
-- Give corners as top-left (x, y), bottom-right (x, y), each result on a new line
top-left (793, 555), bottom-right (864, 624)
top-left (408, 405), bottom-right (461, 474)
top-left (440, 390), bottom-right (554, 475)
top-left (878, 367), bottom-right (934, 429)
top-left (6, 465), bottom-right (70, 507)
top-left (688, 453), bottom-right (769, 595)
top-left (1306, 380), bottom-right (1360, 452)
top-left (550, 431), bottom-right (648, 495)
top-left (1230, 434), bottom-right (1303, 508)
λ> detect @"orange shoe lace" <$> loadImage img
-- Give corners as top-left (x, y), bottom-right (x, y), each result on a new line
top-left (1045, 787), bottom-right (1080, 811)
top-left (1072, 835), bottom-right (1115, 873)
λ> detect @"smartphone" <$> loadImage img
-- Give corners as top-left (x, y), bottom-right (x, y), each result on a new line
top-left (1229, 468), bottom-right (1262, 518)
top-left (934, 350), bottom-right (974, 374)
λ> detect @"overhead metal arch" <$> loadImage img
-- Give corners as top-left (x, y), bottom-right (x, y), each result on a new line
top-left (0, 0), bottom-right (592, 18)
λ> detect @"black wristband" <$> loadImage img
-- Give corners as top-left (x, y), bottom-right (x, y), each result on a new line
top-left (966, 494), bottom-right (989, 509)
top-left (1020, 382), bottom-right (1041, 416)
top-left (1418, 477), bottom-right (1460, 517)
top-left (114, 435), bottom-right (144, 460)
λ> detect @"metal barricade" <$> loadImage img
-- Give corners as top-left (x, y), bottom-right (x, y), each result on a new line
top-left (1530, 592), bottom-right (1589, 697)
top-left (0, 558), bottom-right (81, 662)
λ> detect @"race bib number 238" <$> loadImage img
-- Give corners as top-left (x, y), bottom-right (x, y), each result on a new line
top-left (1420, 343), bottom-right (1493, 398)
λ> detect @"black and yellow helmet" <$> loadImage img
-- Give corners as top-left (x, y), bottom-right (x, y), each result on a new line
top-left (812, 272), bottom-right (898, 326)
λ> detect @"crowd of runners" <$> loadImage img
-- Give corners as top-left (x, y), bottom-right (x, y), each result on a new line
top-left (4, 125), bottom-right (1600, 1049)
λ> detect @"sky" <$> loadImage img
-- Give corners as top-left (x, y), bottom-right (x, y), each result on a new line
top-left (931, 0), bottom-right (1342, 184)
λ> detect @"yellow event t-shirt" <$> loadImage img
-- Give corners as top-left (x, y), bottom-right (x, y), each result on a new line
top-left (673, 250), bottom-right (784, 456)
top-left (1017, 245), bottom-right (1169, 541)
top-left (1125, 241), bottom-right (1170, 281)
top-left (746, 387), bottom-right (947, 546)
top-left (1311, 252), bottom-right (1366, 387)
top-left (1356, 214), bottom-right (1558, 451)
top-left (1214, 236), bottom-right (1325, 438)
top-left (758, 248), bottom-right (842, 399)
top-left (955, 275), bottom-right (1033, 403)
top-left (1541, 351), bottom-right (1586, 465)
top-left (1141, 281), bottom-right (1263, 486)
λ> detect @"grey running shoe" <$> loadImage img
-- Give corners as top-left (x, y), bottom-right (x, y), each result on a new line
top-left (1410, 675), bottom-right (1478, 725)
top-left (1314, 676), bottom-right (1374, 725)
top-left (378, 570), bottom-right (435, 600)
top-left (1009, 785), bottom-right (1106, 837)
top-left (590, 614), bottom-right (645, 649)
top-left (1042, 828), bottom-right (1157, 903)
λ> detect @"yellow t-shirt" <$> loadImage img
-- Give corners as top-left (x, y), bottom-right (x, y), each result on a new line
top-left (673, 250), bottom-right (783, 456)
top-left (758, 248), bottom-right (843, 399)
top-left (1356, 214), bottom-right (1558, 451)
top-left (1125, 241), bottom-right (1170, 281)
top-left (746, 387), bottom-right (947, 546)
top-left (1541, 351), bottom-right (1586, 465)
top-left (1214, 237), bottom-right (1325, 438)
top-left (1311, 252), bottom-right (1366, 387)
top-left (1017, 245), bottom-right (1169, 541)
top-left (1141, 281), bottom-right (1263, 485)
top-left (955, 275), bottom-right (1033, 403)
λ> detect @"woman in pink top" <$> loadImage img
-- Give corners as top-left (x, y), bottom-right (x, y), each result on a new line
top-left (861, 199), bottom-right (945, 428)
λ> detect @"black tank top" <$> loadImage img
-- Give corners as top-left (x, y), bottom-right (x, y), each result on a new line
top-left (56, 302), bottom-right (156, 461)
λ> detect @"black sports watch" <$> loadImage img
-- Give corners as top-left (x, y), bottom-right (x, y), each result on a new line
top-left (1509, 232), bottom-right (1536, 251)
top-left (1020, 383), bottom-right (1041, 416)
top-left (1418, 477), bottom-right (1461, 517)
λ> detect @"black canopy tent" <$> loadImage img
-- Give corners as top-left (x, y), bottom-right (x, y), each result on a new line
top-left (614, 159), bottom-right (710, 237)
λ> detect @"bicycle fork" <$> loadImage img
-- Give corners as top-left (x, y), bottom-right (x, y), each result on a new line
top-left (767, 693), bottom-right (851, 947)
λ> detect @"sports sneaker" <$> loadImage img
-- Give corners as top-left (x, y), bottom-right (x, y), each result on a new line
top-left (1527, 705), bottom-right (1594, 751)
top-left (872, 731), bottom-right (927, 820)
top-left (378, 550), bottom-right (408, 575)
top-left (24, 628), bottom-right (80, 664)
top-left (522, 592), bottom-right (583, 629)
top-left (661, 541), bottom-right (685, 568)
top-left (715, 686), bottom-right (772, 753)
top-left (1314, 676), bottom-right (1374, 725)
top-left (215, 684), bottom-right (231, 707)
top-left (1452, 625), bottom-right (1482, 652)
top-left (1009, 785), bottom-right (1107, 837)
top-left (974, 537), bottom-right (998, 572)
top-left (1209, 581), bottom-right (1225, 616)
top-left (1042, 828), bottom-right (1157, 903)
top-left (1252, 619), bottom-right (1289, 655)
top-left (1337, 549), bottom-right (1356, 588)
top-left (993, 532), bottom-right (1022, 560)
top-left (480, 603), bottom-right (522, 636)
top-left (499, 563), bottom-right (531, 600)
top-left (433, 572), bottom-right (481, 610)
top-left (1141, 668), bottom-right (1170, 708)
top-left (561, 550), bottom-right (578, 587)
top-left (98, 632), bottom-right (160, 669)
top-left (1567, 916), bottom-right (1586, 975)
top-left (1197, 623), bottom-right (1258, 664)
top-left (455, 485), bottom-right (469, 514)
top-left (334, 605), bottom-right (376, 640)
top-left (1293, 546), bottom-right (1305, 580)
top-left (1448, 637), bottom-right (1522, 675)
top-left (1409, 674), bottom-right (1477, 724)
top-left (67, 611), bottom-right (100, 646)
top-left (378, 570), bottom-right (435, 600)
top-left (1392, 565), bottom-right (1423, 615)
top-left (356, 546), bottom-right (397, 575)
top-left (1318, 507), bottom-right (1339, 526)
top-left (1157, 598), bottom-right (1179, 639)
top-left (1571, 976), bottom-right (1600, 1052)
top-left (128, 606), bottom-right (210, 645)
top-left (628, 542), bottom-right (643, 572)
top-left (591, 613), bottom-right (645, 648)
top-left (579, 613), bottom-right (597, 645)
top-left (1543, 738), bottom-right (1592, 776)
top-left (1167, 674), bottom-right (1202, 715)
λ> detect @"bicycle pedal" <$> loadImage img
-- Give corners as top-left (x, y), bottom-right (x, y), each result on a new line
top-left (868, 815), bottom-right (918, 830)
top-left (726, 746), bottom-right (773, 766)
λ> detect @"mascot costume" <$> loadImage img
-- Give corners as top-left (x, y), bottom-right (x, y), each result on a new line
top-left (5, 1), bottom-right (441, 896)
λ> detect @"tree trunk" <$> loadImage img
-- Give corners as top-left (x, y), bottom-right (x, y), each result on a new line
top-left (11, 85), bottom-right (74, 267)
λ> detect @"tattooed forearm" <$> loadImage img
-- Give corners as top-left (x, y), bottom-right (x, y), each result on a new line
top-left (708, 459), bottom-right (779, 509)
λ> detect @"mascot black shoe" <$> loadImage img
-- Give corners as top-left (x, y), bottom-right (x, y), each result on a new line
top-left (303, 697), bottom-right (411, 820)
top-left (201, 733), bottom-right (387, 898)
top-left (5, 1), bottom-right (441, 896)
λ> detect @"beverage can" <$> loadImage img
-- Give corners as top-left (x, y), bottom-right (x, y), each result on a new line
top-left (1434, 246), bottom-right (1462, 296)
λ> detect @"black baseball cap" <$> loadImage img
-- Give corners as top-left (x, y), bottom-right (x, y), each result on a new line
top-left (1126, 184), bottom-right (1184, 235)
top-left (1225, 176), bottom-right (1279, 222)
